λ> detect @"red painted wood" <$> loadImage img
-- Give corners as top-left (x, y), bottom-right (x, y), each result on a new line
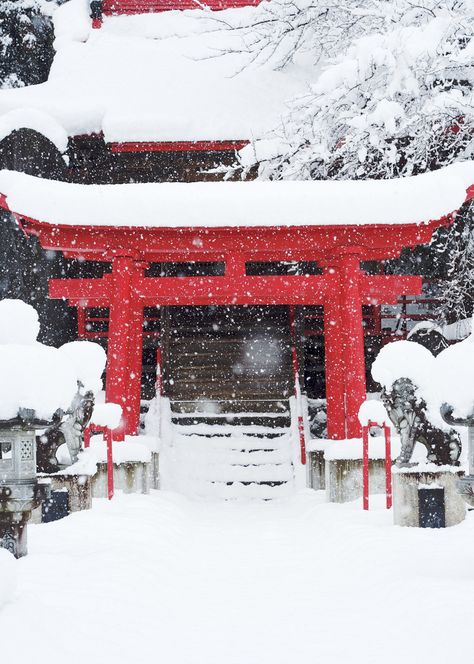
top-left (106, 427), bottom-right (114, 499)
top-left (105, 257), bottom-right (135, 438)
top-left (126, 300), bottom-right (145, 436)
top-left (339, 255), bottom-right (367, 439)
top-left (323, 275), bottom-right (346, 440)
top-left (362, 424), bottom-right (369, 510)
top-left (102, 0), bottom-right (262, 16)
top-left (384, 424), bottom-right (392, 509)
top-left (110, 140), bottom-right (249, 153)
top-left (16, 218), bottom-right (444, 262)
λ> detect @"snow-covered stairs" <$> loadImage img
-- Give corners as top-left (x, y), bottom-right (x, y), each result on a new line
top-left (168, 401), bottom-right (296, 500)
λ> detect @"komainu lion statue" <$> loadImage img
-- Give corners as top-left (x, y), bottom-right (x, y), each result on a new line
top-left (36, 388), bottom-right (95, 473)
top-left (381, 377), bottom-right (461, 467)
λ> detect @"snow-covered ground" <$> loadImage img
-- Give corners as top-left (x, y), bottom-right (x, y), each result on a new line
top-left (1, 490), bottom-right (472, 664)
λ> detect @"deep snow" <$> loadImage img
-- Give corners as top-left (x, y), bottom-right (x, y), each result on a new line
top-left (0, 490), bottom-right (473, 664)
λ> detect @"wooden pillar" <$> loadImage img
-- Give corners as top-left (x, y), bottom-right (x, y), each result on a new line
top-left (339, 254), bottom-right (366, 439)
top-left (105, 256), bottom-right (135, 440)
top-left (323, 267), bottom-right (347, 439)
top-left (125, 299), bottom-right (144, 436)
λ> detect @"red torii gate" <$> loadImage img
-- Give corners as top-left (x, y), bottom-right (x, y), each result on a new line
top-left (0, 205), bottom-right (453, 442)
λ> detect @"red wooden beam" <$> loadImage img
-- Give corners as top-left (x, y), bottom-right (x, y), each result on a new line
top-left (51, 274), bottom-right (332, 305)
top-left (49, 276), bottom-right (112, 301)
top-left (101, 0), bottom-right (262, 16)
top-left (360, 275), bottom-right (423, 304)
top-left (110, 140), bottom-right (249, 153)
top-left (14, 216), bottom-right (444, 263)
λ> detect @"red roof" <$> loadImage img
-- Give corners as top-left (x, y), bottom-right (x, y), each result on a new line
top-left (102, 0), bottom-right (262, 15)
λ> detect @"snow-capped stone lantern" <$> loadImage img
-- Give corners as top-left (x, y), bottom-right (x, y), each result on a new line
top-left (0, 299), bottom-right (81, 556)
top-left (0, 408), bottom-right (51, 558)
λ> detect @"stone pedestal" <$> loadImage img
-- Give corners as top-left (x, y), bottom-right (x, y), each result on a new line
top-left (0, 514), bottom-right (29, 558)
top-left (326, 458), bottom-right (387, 503)
top-left (307, 450), bottom-right (325, 490)
top-left (393, 468), bottom-right (465, 528)
top-left (30, 473), bottom-right (92, 524)
top-left (91, 461), bottom-right (150, 498)
top-left (149, 452), bottom-right (160, 490)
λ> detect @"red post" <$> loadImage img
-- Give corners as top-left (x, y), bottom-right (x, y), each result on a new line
top-left (289, 306), bottom-right (306, 465)
top-left (362, 424), bottom-right (369, 510)
top-left (340, 255), bottom-right (366, 439)
top-left (125, 300), bottom-right (144, 436)
top-left (105, 256), bottom-right (134, 440)
top-left (384, 424), bottom-right (392, 509)
top-left (323, 270), bottom-right (347, 439)
top-left (105, 428), bottom-right (114, 501)
top-left (83, 427), bottom-right (91, 449)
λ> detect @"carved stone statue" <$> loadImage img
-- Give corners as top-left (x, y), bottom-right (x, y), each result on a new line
top-left (36, 387), bottom-right (94, 473)
top-left (381, 377), bottom-right (461, 467)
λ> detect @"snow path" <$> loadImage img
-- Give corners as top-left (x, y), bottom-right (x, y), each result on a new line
top-left (1, 490), bottom-right (473, 663)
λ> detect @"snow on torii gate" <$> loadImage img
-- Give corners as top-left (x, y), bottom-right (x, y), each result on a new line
top-left (0, 165), bottom-right (472, 441)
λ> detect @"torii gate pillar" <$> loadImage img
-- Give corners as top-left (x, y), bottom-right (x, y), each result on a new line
top-left (323, 254), bottom-right (368, 440)
top-left (105, 257), bottom-right (144, 440)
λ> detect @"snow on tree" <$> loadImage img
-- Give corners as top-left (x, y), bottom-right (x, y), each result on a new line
top-left (234, 0), bottom-right (473, 180)
top-left (432, 201), bottom-right (474, 323)
top-left (0, 0), bottom-right (57, 89)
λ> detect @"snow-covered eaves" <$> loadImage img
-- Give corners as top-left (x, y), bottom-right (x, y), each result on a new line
top-left (0, 0), bottom-right (309, 143)
top-left (0, 162), bottom-right (472, 228)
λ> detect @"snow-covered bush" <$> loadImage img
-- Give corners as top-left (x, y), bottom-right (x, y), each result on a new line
top-left (236, 0), bottom-right (473, 180)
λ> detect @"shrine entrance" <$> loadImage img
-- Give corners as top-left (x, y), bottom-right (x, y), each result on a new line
top-left (2, 171), bottom-right (467, 443)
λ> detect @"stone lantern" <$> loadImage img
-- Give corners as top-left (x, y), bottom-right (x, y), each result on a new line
top-left (0, 408), bottom-right (51, 558)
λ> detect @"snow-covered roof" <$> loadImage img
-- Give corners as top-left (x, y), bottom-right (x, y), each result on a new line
top-left (0, 0), bottom-right (310, 144)
top-left (0, 162), bottom-right (472, 228)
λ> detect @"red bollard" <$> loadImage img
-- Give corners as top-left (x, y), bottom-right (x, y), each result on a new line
top-left (384, 424), bottom-right (392, 509)
top-left (362, 424), bottom-right (370, 510)
top-left (105, 428), bottom-right (114, 501)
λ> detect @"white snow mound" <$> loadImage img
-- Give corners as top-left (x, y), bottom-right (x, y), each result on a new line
top-left (0, 343), bottom-right (78, 421)
top-left (58, 341), bottom-right (106, 393)
top-left (371, 340), bottom-right (435, 393)
top-left (0, 549), bottom-right (17, 610)
top-left (434, 331), bottom-right (474, 419)
top-left (358, 399), bottom-right (389, 426)
top-left (0, 299), bottom-right (40, 345)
